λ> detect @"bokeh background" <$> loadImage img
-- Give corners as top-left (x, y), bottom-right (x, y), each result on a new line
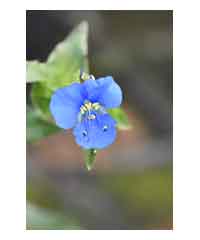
top-left (26, 10), bottom-right (173, 230)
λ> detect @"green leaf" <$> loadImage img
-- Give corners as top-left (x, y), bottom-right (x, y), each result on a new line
top-left (27, 21), bottom-right (89, 120)
top-left (26, 61), bottom-right (48, 83)
top-left (26, 107), bottom-right (60, 143)
top-left (85, 149), bottom-right (97, 171)
top-left (108, 107), bottom-right (131, 130)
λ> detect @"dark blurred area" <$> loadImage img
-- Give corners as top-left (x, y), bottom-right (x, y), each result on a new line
top-left (26, 10), bottom-right (173, 230)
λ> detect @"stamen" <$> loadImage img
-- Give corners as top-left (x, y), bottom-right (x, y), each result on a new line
top-left (80, 107), bottom-right (85, 115)
top-left (92, 102), bottom-right (101, 110)
top-left (79, 101), bottom-right (105, 122)
top-left (85, 102), bottom-right (92, 111)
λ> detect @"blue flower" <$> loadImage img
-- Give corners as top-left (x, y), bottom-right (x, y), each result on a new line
top-left (50, 76), bottom-right (122, 149)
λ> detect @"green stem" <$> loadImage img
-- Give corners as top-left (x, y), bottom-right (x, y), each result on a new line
top-left (85, 149), bottom-right (97, 171)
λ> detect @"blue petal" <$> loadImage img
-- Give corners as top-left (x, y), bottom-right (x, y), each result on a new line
top-left (83, 76), bottom-right (122, 108)
top-left (50, 83), bottom-right (85, 129)
top-left (73, 113), bottom-right (117, 149)
top-left (83, 78), bottom-right (99, 101)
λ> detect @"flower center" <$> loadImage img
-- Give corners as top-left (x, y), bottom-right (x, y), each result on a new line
top-left (77, 101), bottom-right (110, 138)
top-left (79, 100), bottom-right (102, 121)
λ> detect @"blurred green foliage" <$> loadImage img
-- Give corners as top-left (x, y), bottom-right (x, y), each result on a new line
top-left (27, 203), bottom-right (81, 230)
top-left (27, 181), bottom-right (82, 230)
top-left (100, 166), bottom-right (172, 228)
top-left (26, 107), bottom-right (59, 143)
top-left (27, 180), bottom-right (62, 210)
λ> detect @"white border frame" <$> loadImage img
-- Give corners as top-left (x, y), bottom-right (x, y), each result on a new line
top-left (1, 1), bottom-right (200, 239)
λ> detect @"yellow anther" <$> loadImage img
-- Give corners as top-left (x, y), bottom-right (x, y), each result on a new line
top-left (92, 102), bottom-right (100, 110)
top-left (80, 105), bottom-right (87, 112)
top-left (85, 102), bottom-right (92, 110)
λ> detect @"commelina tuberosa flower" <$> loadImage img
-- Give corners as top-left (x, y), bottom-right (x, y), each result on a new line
top-left (50, 76), bottom-right (122, 149)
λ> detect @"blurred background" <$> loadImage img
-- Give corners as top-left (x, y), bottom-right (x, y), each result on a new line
top-left (26, 10), bottom-right (173, 230)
